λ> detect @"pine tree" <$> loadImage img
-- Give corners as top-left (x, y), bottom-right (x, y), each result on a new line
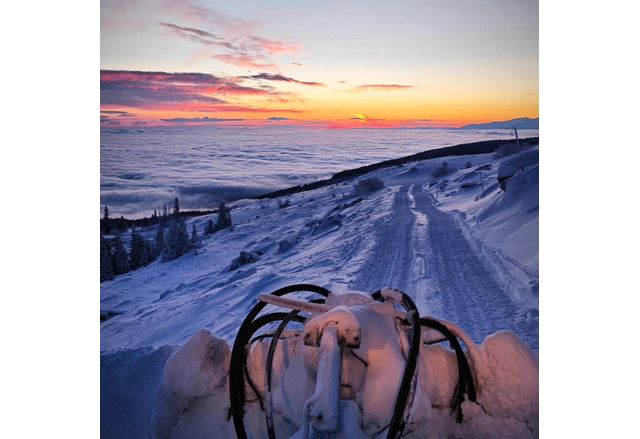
top-left (117, 215), bottom-right (127, 232)
top-left (216, 202), bottom-right (232, 230)
top-left (190, 223), bottom-right (199, 250)
top-left (173, 197), bottom-right (180, 216)
top-left (112, 235), bottom-right (130, 275)
top-left (130, 229), bottom-right (146, 269)
top-left (100, 236), bottom-right (114, 281)
top-left (102, 206), bottom-right (111, 234)
top-left (155, 224), bottom-right (165, 257)
top-left (162, 218), bottom-right (190, 261)
top-left (163, 204), bottom-right (168, 220)
top-left (147, 240), bottom-right (157, 263)
top-left (140, 240), bottom-right (154, 267)
top-left (204, 219), bottom-right (215, 235)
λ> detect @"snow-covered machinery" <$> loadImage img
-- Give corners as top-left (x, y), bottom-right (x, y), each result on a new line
top-left (227, 284), bottom-right (538, 439)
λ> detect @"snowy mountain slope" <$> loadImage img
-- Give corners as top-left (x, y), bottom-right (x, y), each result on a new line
top-left (100, 181), bottom-right (397, 350)
top-left (101, 144), bottom-right (539, 437)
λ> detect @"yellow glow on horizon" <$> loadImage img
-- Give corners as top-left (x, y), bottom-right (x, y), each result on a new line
top-left (101, 75), bottom-right (538, 128)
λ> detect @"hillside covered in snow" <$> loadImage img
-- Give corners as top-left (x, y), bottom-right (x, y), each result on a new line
top-left (101, 139), bottom-right (539, 438)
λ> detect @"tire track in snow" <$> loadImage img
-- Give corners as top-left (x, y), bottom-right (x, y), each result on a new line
top-left (350, 185), bottom-right (416, 293)
top-left (351, 183), bottom-right (538, 351)
top-left (415, 184), bottom-right (537, 350)
top-left (406, 185), bottom-right (441, 317)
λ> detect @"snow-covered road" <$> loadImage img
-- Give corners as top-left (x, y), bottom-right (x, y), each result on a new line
top-left (352, 183), bottom-right (538, 351)
top-left (351, 185), bottom-right (416, 292)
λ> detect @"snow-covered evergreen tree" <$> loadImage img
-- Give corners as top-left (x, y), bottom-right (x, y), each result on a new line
top-left (190, 223), bottom-right (199, 249)
top-left (102, 205), bottom-right (111, 234)
top-left (100, 236), bottom-right (114, 281)
top-left (117, 215), bottom-right (127, 232)
top-left (155, 224), bottom-right (165, 257)
top-left (140, 240), bottom-right (154, 267)
top-left (130, 229), bottom-right (146, 269)
top-left (162, 204), bottom-right (168, 225)
top-left (163, 218), bottom-right (190, 261)
top-left (204, 219), bottom-right (215, 235)
top-left (148, 240), bottom-right (157, 263)
top-left (216, 202), bottom-right (232, 230)
top-left (112, 235), bottom-right (130, 275)
top-left (173, 197), bottom-right (180, 216)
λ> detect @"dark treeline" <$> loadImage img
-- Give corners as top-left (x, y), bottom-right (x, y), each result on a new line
top-left (100, 197), bottom-right (232, 282)
top-left (100, 206), bottom-right (216, 234)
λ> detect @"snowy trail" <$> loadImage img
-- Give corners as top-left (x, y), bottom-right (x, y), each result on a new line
top-left (351, 185), bottom-right (416, 293)
top-left (352, 183), bottom-right (538, 351)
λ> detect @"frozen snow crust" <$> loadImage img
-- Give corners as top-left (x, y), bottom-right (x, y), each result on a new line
top-left (101, 143), bottom-right (539, 437)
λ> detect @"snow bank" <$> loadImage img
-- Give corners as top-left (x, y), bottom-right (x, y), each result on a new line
top-left (425, 330), bottom-right (539, 438)
top-left (150, 329), bottom-right (233, 438)
top-left (497, 149), bottom-right (539, 189)
top-left (101, 345), bottom-right (175, 438)
top-left (475, 331), bottom-right (538, 424)
top-left (477, 159), bottom-right (539, 270)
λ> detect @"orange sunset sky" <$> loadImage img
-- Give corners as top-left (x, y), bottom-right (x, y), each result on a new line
top-left (101, 0), bottom-right (538, 129)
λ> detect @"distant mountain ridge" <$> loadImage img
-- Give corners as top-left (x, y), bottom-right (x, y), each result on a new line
top-left (461, 117), bottom-right (539, 130)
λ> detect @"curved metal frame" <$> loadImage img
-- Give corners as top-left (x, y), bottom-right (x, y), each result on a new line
top-left (229, 284), bottom-right (331, 439)
top-left (370, 289), bottom-right (422, 439)
top-left (229, 284), bottom-right (476, 439)
top-left (420, 317), bottom-right (477, 422)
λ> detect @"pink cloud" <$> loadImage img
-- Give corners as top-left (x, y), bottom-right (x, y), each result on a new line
top-left (164, 0), bottom-right (257, 35)
top-left (159, 4), bottom-right (303, 73)
top-left (247, 36), bottom-right (303, 54)
top-left (178, 105), bottom-right (303, 113)
top-left (213, 54), bottom-right (279, 71)
top-left (160, 21), bottom-right (300, 73)
top-left (159, 22), bottom-right (235, 50)
top-left (244, 73), bottom-right (324, 87)
top-left (354, 84), bottom-right (416, 91)
top-left (100, 70), bottom-right (294, 111)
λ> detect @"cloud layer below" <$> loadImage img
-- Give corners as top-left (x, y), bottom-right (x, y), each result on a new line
top-left (100, 125), bottom-right (538, 217)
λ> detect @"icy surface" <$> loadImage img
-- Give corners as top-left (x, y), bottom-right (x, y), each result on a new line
top-left (101, 146), bottom-right (539, 437)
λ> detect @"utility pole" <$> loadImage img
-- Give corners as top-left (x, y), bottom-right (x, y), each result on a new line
top-left (514, 126), bottom-right (523, 171)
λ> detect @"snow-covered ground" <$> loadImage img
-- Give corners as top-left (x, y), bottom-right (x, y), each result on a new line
top-left (101, 144), bottom-right (539, 438)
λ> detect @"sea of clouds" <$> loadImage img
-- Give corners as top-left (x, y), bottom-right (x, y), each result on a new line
top-left (100, 126), bottom-right (538, 218)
